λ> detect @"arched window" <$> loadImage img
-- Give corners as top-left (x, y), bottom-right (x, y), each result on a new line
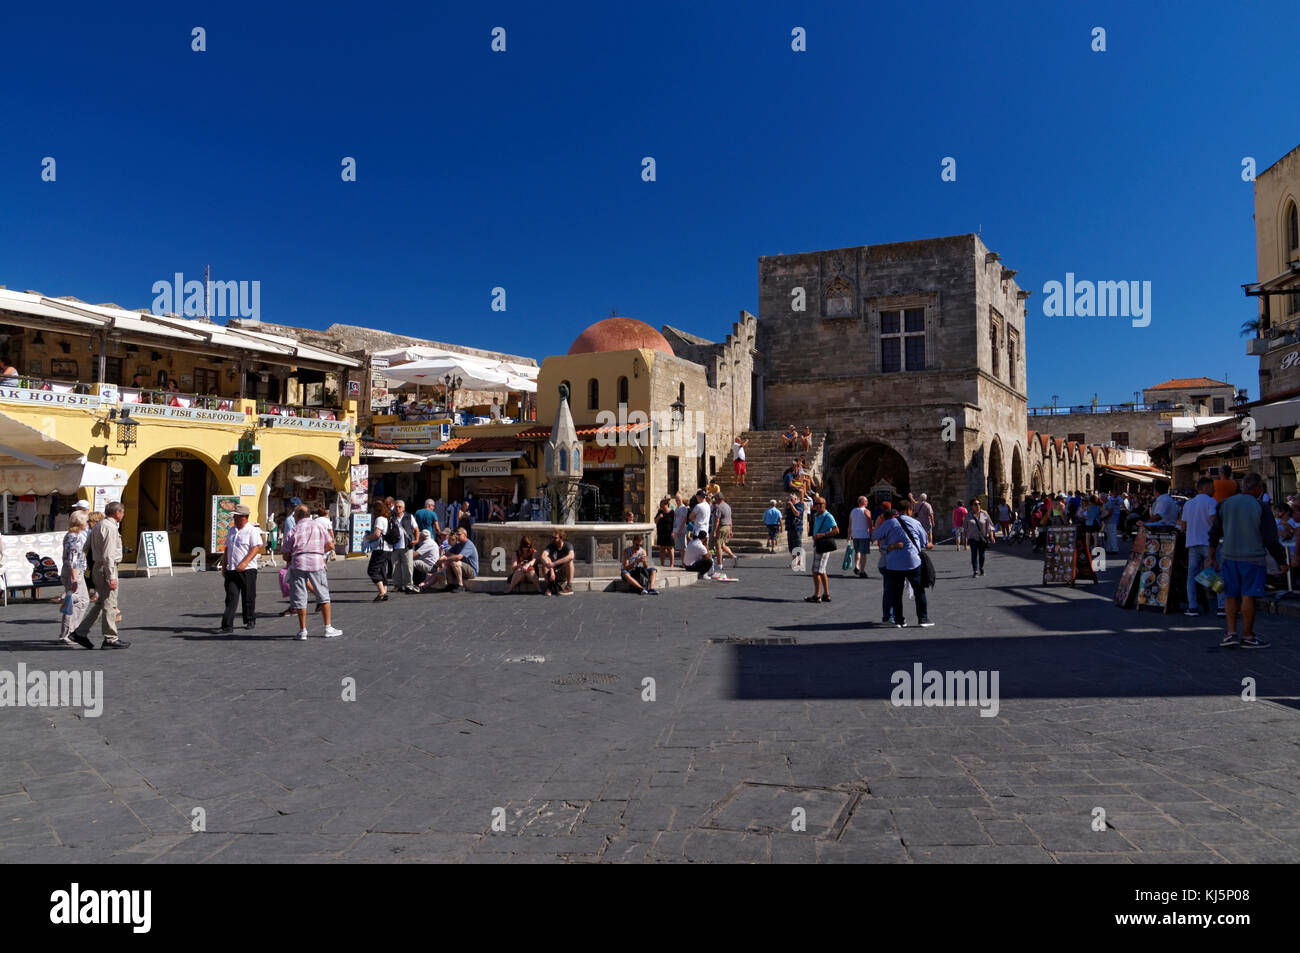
top-left (618, 376), bottom-right (629, 405)
top-left (678, 382), bottom-right (685, 403)
top-left (588, 378), bottom-right (599, 411)
top-left (573, 448), bottom-right (581, 471)
top-left (1288, 201), bottom-right (1299, 260)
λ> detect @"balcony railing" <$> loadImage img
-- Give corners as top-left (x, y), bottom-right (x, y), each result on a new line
top-left (1028, 404), bottom-right (1162, 416)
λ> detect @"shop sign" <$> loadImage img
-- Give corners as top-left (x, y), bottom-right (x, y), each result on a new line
top-left (0, 386), bottom-right (107, 408)
top-left (459, 460), bottom-right (511, 477)
top-left (131, 403), bottom-right (246, 424)
top-left (583, 445), bottom-right (618, 467)
top-left (339, 440), bottom-right (357, 458)
top-left (1279, 350), bottom-right (1299, 370)
top-left (375, 423), bottom-right (448, 450)
top-left (259, 415), bottom-right (350, 432)
top-left (1249, 444), bottom-right (1262, 460)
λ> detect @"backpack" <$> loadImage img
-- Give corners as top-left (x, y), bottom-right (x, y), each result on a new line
top-left (383, 517), bottom-right (401, 546)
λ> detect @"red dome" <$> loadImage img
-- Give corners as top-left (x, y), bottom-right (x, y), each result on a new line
top-left (568, 317), bottom-right (674, 356)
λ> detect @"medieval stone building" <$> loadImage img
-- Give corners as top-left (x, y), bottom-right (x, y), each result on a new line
top-left (756, 234), bottom-right (1030, 509)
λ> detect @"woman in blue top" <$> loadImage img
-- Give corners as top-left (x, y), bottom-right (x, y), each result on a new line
top-left (1084, 495), bottom-right (1102, 552)
top-left (806, 494), bottom-right (839, 603)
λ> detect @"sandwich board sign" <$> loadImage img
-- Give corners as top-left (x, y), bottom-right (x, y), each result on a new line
top-left (138, 531), bottom-right (174, 578)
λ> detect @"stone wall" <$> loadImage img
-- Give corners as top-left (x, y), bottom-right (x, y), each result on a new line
top-left (1027, 409), bottom-right (1168, 453)
top-left (756, 234), bottom-right (1028, 507)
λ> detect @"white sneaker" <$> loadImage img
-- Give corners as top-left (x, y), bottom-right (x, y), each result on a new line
top-left (295, 629), bottom-right (308, 641)
top-left (324, 626), bottom-right (342, 638)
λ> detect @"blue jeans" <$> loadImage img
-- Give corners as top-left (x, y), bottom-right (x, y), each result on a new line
top-left (884, 566), bottom-right (928, 624)
top-left (1186, 544), bottom-right (1213, 610)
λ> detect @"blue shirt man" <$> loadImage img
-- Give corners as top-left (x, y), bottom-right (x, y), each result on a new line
top-left (763, 504), bottom-right (783, 527)
top-left (875, 513), bottom-right (929, 571)
top-left (449, 537), bottom-right (479, 575)
top-left (415, 500), bottom-right (439, 535)
top-left (875, 507), bottom-right (933, 627)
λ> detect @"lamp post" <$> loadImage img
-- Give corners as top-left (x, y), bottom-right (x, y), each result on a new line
top-left (444, 373), bottom-right (463, 415)
top-left (1051, 394), bottom-right (1058, 413)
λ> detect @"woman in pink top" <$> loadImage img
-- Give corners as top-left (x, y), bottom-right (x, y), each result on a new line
top-left (952, 501), bottom-right (969, 551)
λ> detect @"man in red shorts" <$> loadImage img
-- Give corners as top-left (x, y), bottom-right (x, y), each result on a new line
top-left (732, 436), bottom-right (749, 486)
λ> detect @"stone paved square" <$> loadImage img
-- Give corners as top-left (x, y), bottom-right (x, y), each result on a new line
top-left (1, 544), bottom-right (1297, 863)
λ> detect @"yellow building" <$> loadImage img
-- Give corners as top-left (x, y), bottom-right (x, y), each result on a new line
top-left (0, 289), bottom-right (361, 562)
top-left (424, 315), bottom-right (756, 521)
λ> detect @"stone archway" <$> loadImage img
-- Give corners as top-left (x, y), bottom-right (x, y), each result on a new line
top-left (831, 440), bottom-right (910, 506)
top-left (1031, 463), bottom-right (1043, 493)
top-left (987, 437), bottom-right (1006, 505)
top-left (123, 447), bottom-right (231, 556)
top-left (1011, 444), bottom-right (1025, 505)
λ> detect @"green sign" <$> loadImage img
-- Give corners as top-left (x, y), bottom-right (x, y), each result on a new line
top-left (232, 436), bottom-right (261, 477)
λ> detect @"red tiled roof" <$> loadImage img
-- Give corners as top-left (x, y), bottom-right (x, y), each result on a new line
top-left (431, 435), bottom-right (525, 454)
top-left (1147, 377), bottom-right (1232, 390)
top-left (515, 422), bottom-right (652, 440)
top-left (362, 438), bottom-right (400, 450)
top-left (1173, 422), bottom-right (1243, 450)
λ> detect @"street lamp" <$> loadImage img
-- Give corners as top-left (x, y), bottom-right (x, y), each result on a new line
top-left (443, 373), bottom-right (463, 414)
top-left (1051, 394), bottom-right (1058, 412)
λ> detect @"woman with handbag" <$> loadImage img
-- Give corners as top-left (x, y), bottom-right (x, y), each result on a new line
top-left (806, 495), bottom-right (839, 603)
top-left (963, 497), bottom-right (997, 577)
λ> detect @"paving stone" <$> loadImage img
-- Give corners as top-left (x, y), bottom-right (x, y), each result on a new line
top-left (1, 553), bottom-right (1295, 863)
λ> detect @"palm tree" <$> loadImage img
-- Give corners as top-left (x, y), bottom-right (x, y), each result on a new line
top-left (1240, 317), bottom-right (1262, 337)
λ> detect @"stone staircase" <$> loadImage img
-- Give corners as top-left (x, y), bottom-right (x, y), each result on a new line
top-left (717, 430), bottom-right (827, 553)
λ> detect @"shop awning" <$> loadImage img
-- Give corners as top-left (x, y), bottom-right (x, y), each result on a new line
top-left (1171, 452), bottom-right (1201, 468)
top-left (0, 412), bottom-right (128, 494)
top-left (1252, 396), bottom-right (1300, 430)
top-left (1192, 441), bottom-right (1241, 459)
top-left (360, 446), bottom-right (428, 473)
top-left (1097, 464), bottom-right (1163, 485)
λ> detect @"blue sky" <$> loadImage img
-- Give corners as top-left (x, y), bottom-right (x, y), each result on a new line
top-left (1, 0), bottom-right (1292, 407)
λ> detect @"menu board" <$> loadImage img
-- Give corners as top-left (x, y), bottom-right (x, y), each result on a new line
top-left (350, 513), bottom-right (372, 554)
top-left (1135, 529), bottom-right (1180, 613)
top-left (1113, 529), bottom-right (1148, 608)
top-left (1042, 525), bottom-right (1097, 585)
top-left (210, 496), bottom-right (241, 554)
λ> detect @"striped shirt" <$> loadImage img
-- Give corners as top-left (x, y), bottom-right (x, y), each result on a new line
top-left (284, 517), bottom-right (332, 572)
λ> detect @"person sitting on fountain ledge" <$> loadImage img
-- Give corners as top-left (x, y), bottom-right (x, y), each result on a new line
top-left (621, 534), bottom-right (659, 594)
top-left (539, 529), bottom-right (575, 596)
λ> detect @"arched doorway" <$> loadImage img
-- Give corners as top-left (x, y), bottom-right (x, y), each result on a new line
top-left (1030, 464), bottom-right (1042, 494)
top-left (1011, 444), bottom-right (1025, 504)
top-left (987, 438), bottom-right (1006, 504)
top-left (832, 440), bottom-right (910, 507)
top-left (124, 448), bottom-right (231, 557)
top-left (266, 456), bottom-right (346, 525)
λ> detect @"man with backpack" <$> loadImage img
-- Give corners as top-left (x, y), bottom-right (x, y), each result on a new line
top-left (1210, 471), bottom-right (1286, 649)
top-left (875, 498), bottom-right (934, 628)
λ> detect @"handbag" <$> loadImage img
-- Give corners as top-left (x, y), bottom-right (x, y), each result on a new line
top-left (813, 513), bottom-right (837, 554)
top-left (841, 542), bottom-right (855, 572)
top-left (278, 567), bottom-right (291, 598)
top-left (901, 520), bottom-right (936, 589)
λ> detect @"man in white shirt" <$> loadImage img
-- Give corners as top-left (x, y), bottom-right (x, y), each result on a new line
top-left (1179, 477), bottom-right (1219, 617)
top-left (220, 504), bottom-right (264, 633)
top-left (1145, 490), bottom-right (1180, 528)
top-left (689, 490), bottom-right (711, 543)
top-left (849, 495), bottom-right (873, 577)
top-left (684, 531), bottom-right (713, 578)
top-left (732, 436), bottom-right (749, 487)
